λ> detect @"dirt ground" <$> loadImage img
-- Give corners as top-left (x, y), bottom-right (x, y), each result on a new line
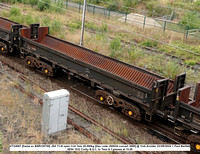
top-left (0, 66), bottom-right (95, 153)
top-left (0, 62), bottom-right (187, 154)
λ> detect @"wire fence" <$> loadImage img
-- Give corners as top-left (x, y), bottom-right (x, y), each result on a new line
top-left (61, 0), bottom-right (200, 40)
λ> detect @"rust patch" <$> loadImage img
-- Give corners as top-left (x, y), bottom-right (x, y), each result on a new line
top-left (20, 27), bottom-right (48, 42)
top-left (189, 83), bottom-right (200, 108)
top-left (0, 18), bottom-right (13, 31)
top-left (178, 86), bottom-right (191, 104)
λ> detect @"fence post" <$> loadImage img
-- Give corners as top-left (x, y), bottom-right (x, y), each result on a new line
top-left (186, 26), bottom-right (189, 39)
top-left (79, 2), bottom-right (81, 13)
top-left (104, 8), bottom-right (105, 16)
top-left (66, 0), bottom-right (68, 8)
top-left (108, 9), bottom-right (110, 19)
top-left (143, 16), bottom-right (146, 29)
top-left (125, 13), bottom-right (128, 23)
top-left (163, 20), bottom-right (167, 32)
top-left (93, 5), bottom-right (95, 15)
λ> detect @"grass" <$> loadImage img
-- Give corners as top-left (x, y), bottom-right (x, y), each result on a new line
top-left (0, 2), bottom-right (199, 84)
top-left (0, 71), bottom-right (94, 152)
top-left (140, 39), bottom-right (158, 48)
top-left (158, 40), bottom-right (200, 63)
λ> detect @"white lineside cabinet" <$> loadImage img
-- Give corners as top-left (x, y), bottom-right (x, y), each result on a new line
top-left (41, 89), bottom-right (70, 136)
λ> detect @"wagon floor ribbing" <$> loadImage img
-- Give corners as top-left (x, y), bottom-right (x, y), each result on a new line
top-left (40, 36), bottom-right (174, 92)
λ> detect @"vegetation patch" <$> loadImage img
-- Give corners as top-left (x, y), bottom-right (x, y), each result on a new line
top-left (9, 7), bottom-right (21, 16)
top-left (140, 39), bottom-right (158, 48)
top-left (159, 41), bottom-right (200, 63)
top-left (109, 38), bottom-right (122, 57)
top-left (37, 0), bottom-right (51, 11)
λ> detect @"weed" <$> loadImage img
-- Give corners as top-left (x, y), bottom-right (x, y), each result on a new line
top-left (127, 46), bottom-right (144, 60)
top-left (50, 20), bottom-right (62, 34)
top-left (140, 39), bottom-right (158, 47)
top-left (41, 16), bottom-right (51, 27)
top-left (163, 61), bottom-right (182, 79)
top-left (0, 10), bottom-right (9, 17)
top-left (121, 127), bottom-right (128, 137)
top-left (10, 7), bottom-right (21, 16)
top-left (34, 16), bottom-right (40, 23)
top-left (99, 24), bottom-right (108, 33)
top-left (25, 15), bottom-right (35, 26)
top-left (9, 15), bottom-right (24, 24)
top-left (109, 38), bottom-right (121, 57)
top-left (85, 21), bottom-right (97, 31)
top-left (67, 20), bottom-right (82, 31)
top-left (184, 60), bottom-right (197, 66)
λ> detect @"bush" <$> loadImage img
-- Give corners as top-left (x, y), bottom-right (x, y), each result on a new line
top-left (38, 0), bottom-right (51, 11)
top-left (52, 0), bottom-right (65, 13)
top-left (195, 0), bottom-right (200, 5)
top-left (121, 0), bottom-right (138, 13)
top-left (179, 12), bottom-right (200, 29)
top-left (29, 0), bottom-right (38, 6)
top-left (88, 0), bottom-right (100, 4)
top-left (146, 1), bottom-right (173, 17)
top-left (10, 7), bottom-right (21, 16)
top-left (107, 2), bottom-right (119, 11)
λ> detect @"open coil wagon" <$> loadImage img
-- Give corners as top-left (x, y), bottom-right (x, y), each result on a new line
top-left (0, 17), bottom-right (200, 151)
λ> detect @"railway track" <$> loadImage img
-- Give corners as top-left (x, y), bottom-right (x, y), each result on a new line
top-left (0, 1), bottom-right (199, 72)
top-left (18, 74), bottom-right (135, 145)
top-left (0, 54), bottom-right (191, 152)
top-left (83, 28), bottom-right (200, 71)
top-left (0, 2), bottom-right (11, 11)
top-left (0, 8), bottom-right (198, 152)
top-left (0, 56), bottom-right (137, 144)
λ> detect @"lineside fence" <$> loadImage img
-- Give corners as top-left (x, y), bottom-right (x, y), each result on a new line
top-left (59, 0), bottom-right (199, 40)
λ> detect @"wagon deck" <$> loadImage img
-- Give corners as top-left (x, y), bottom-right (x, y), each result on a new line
top-left (0, 17), bottom-right (15, 31)
top-left (39, 35), bottom-right (174, 93)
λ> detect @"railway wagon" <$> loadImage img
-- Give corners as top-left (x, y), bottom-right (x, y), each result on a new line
top-left (0, 17), bottom-right (200, 151)
top-left (18, 23), bottom-right (179, 121)
top-left (0, 17), bottom-right (23, 53)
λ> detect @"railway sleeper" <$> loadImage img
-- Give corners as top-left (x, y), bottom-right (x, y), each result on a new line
top-left (95, 90), bottom-right (142, 121)
top-left (25, 56), bottom-right (54, 76)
